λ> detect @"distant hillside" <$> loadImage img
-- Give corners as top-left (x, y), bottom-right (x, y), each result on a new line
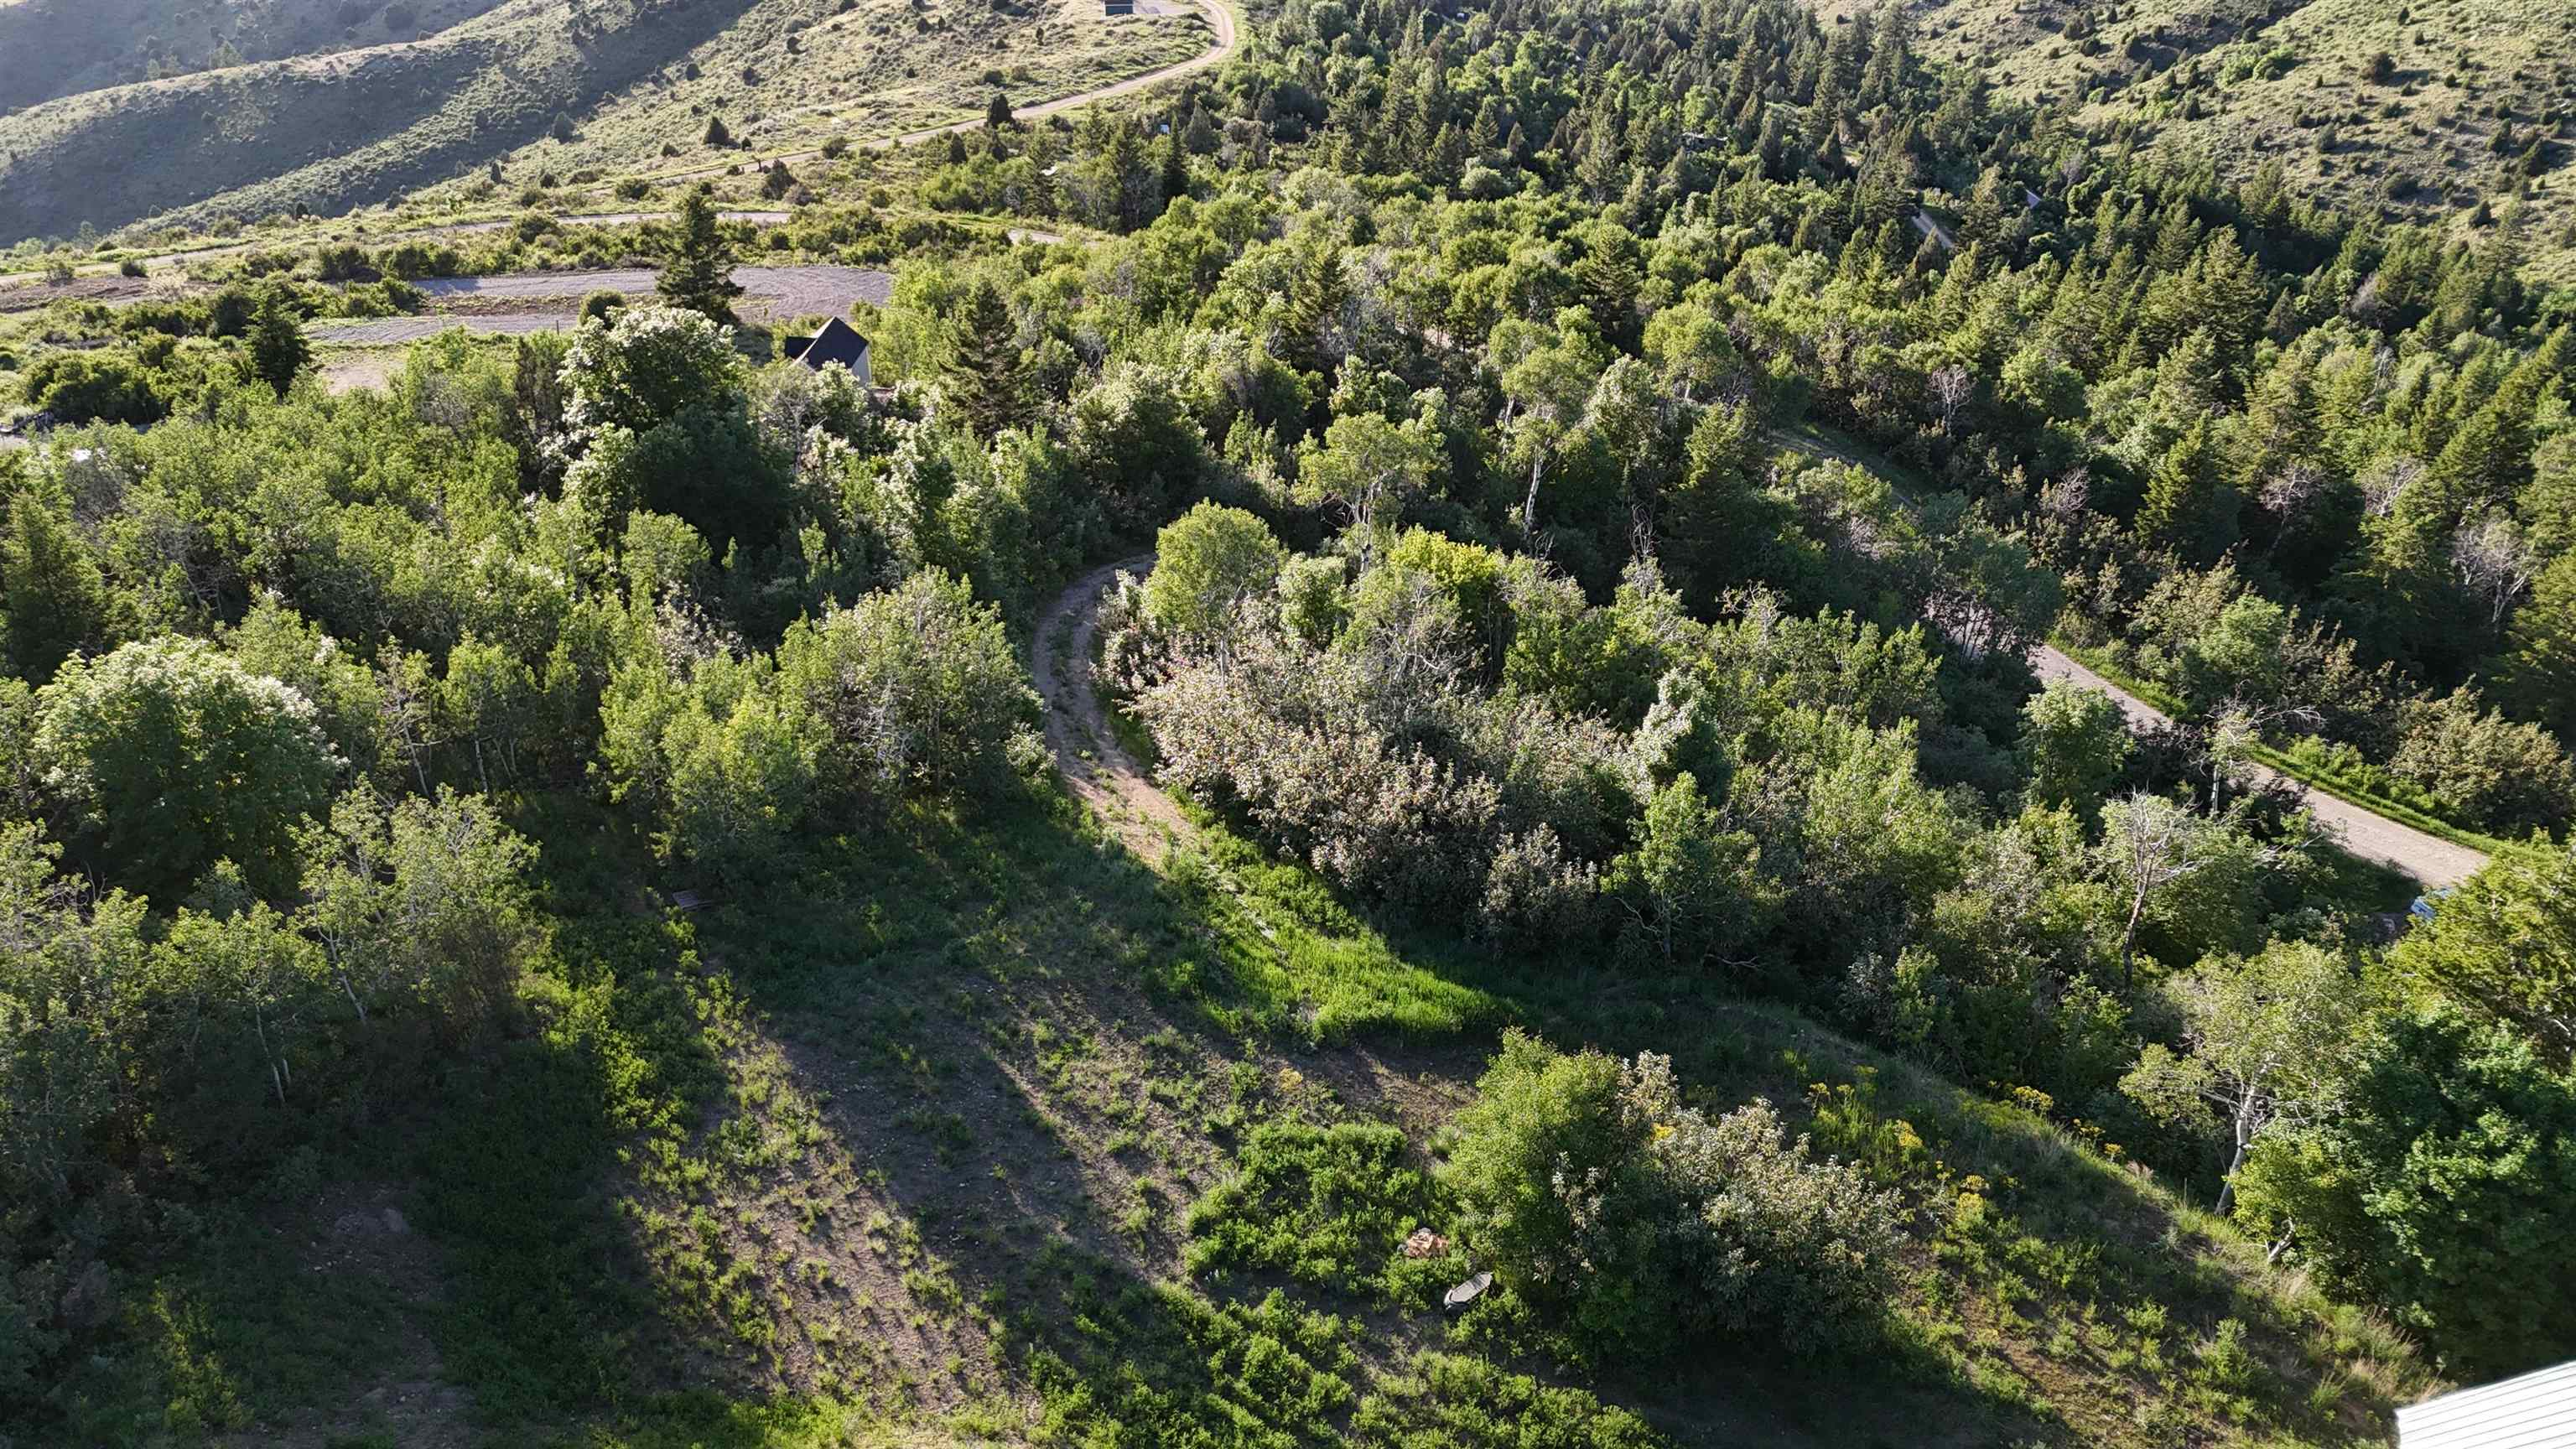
top-left (0, 0), bottom-right (514, 115)
top-left (0, 0), bottom-right (1208, 247)
top-left (1820, 0), bottom-right (2576, 276)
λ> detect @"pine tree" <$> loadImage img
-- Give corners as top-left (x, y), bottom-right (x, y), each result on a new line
top-left (942, 280), bottom-right (1026, 438)
top-left (987, 92), bottom-right (1015, 130)
top-left (1183, 103), bottom-right (1220, 157)
top-left (247, 294), bottom-right (309, 398)
top-left (1576, 231), bottom-right (1644, 351)
top-left (2503, 551), bottom-right (2576, 742)
top-left (2138, 419), bottom-right (2233, 563)
top-left (657, 184), bottom-right (743, 323)
top-left (1285, 243), bottom-right (1349, 377)
top-left (1159, 128), bottom-right (1189, 211)
top-left (704, 115), bottom-right (733, 148)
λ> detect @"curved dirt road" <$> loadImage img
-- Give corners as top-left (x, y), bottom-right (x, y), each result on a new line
top-left (1031, 555), bottom-right (1196, 863)
top-left (2032, 647), bottom-right (2489, 887)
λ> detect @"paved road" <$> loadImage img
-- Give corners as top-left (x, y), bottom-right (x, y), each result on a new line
top-left (2032, 646), bottom-right (2490, 887)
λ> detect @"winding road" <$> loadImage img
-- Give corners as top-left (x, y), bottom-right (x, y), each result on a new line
top-left (1029, 553), bottom-right (2487, 891)
top-left (1032, 554), bottom-right (1195, 863)
top-left (1768, 423), bottom-right (2489, 887)
top-left (2032, 647), bottom-right (2488, 887)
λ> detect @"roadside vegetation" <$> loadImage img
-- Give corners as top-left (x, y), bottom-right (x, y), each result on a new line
top-left (3, 0), bottom-right (2573, 1443)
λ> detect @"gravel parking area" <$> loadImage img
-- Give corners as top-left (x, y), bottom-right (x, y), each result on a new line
top-left (413, 265), bottom-right (893, 314)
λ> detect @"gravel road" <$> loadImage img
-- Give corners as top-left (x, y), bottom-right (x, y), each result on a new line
top-left (309, 263), bottom-right (894, 342)
top-left (2031, 646), bottom-right (2490, 887)
top-left (414, 264), bottom-right (891, 313)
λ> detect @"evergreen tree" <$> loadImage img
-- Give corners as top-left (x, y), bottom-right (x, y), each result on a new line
top-left (942, 280), bottom-right (1026, 438)
top-left (2504, 552), bottom-right (2576, 743)
top-left (657, 184), bottom-right (744, 323)
top-left (1182, 103), bottom-right (1220, 156)
top-left (247, 293), bottom-right (309, 397)
top-left (1159, 127), bottom-right (1189, 210)
top-left (987, 91), bottom-right (1015, 130)
top-left (2138, 419), bottom-right (2232, 564)
top-left (1285, 242), bottom-right (1349, 377)
top-left (704, 115), bottom-right (733, 148)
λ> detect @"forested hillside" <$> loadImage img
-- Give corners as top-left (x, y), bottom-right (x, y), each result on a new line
top-left (2, 0), bottom-right (2573, 1443)
top-left (1806, 0), bottom-right (2576, 280)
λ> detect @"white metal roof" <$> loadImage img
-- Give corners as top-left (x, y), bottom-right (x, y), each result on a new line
top-left (2398, 1361), bottom-right (2576, 1449)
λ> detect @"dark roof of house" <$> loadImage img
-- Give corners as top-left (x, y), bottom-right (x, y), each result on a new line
top-left (790, 316), bottom-right (870, 372)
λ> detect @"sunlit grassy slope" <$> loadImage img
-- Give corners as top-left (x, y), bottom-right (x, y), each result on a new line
top-left (0, 0), bottom-right (1208, 247)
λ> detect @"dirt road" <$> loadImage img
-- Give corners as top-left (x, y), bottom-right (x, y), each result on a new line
top-left (2031, 646), bottom-right (2489, 887)
top-left (414, 263), bottom-right (892, 313)
top-left (1031, 555), bottom-right (1196, 863)
top-left (652, 0), bottom-right (1239, 184)
top-left (306, 263), bottom-right (894, 343)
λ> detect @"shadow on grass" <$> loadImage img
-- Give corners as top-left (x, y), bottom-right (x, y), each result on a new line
top-left (377, 775), bottom-right (2417, 1448)
top-left (566, 789), bottom-right (2098, 1448)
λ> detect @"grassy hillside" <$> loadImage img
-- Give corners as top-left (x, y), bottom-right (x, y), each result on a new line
top-left (465, 0), bottom-right (1211, 190)
top-left (92, 787), bottom-right (2433, 1446)
top-left (0, 0), bottom-right (514, 115)
top-left (1820, 0), bottom-right (2576, 278)
top-left (0, 0), bottom-right (1209, 247)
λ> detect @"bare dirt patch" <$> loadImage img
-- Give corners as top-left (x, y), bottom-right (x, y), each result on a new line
top-left (1032, 555), bottom-right (1197, 865)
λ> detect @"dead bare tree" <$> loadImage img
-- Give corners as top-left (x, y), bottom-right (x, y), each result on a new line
top-left (1929, 364), bottom-right (1974, 436)
top-left (2102, 792), bottom-right (2209, 993)
top-left (2450, 512), bottom-right (2539, 629)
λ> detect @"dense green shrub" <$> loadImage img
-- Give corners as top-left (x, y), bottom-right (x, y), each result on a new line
top-left (36, 636), bottom-right (338, 898)
top-left (17, 350), bottom-right (163, 426)
top-left (2237, 1009), bottom-right (2576, 1376)
top-left (1443, 1031), bottom-right (1903, 1358)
